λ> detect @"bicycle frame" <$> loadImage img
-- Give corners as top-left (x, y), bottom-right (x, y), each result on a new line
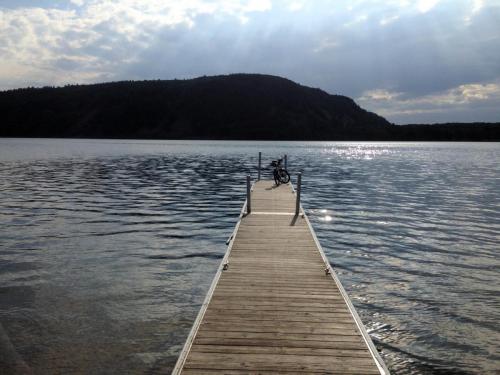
top-left (271, 158), bottom-right (288, 185)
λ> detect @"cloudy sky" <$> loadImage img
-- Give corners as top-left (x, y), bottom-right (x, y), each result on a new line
top-left (1, 0), bottom-right (499, 123)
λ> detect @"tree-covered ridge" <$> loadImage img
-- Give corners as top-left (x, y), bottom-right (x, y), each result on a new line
top-left (0, 74), bottom-right (498, 140)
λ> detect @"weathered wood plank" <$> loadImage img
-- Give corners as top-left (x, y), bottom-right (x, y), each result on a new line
top-left (190, 344), bottom-right (372, 358)
top-left (181, 372), bottom-right (375, 375)
top-left (182, 370), bottom-right (377, 375)
top-left (192, 336), bottom-right (370, 350)
top-left (194, 329), bottom-right (366, 343)
top-left (198, 323), bottom-right (360, 336)
top-left (203, 310), bottom-right (355, 322)
top-left (200, 320), bottom-right (359, 330)
top-left (210, 292), bottom-right (345, 300)
top-left (183, 352), bottom-right (380, 374)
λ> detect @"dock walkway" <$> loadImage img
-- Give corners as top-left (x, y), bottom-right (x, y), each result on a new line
top-left (173, 180), bottom-right (388, 374)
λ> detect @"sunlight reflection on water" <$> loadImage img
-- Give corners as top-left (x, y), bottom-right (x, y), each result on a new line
top-left (0, 139), bottom-right (499, 374)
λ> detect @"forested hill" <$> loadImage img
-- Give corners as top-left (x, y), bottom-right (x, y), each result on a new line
top-left (0, 74), bottom-right (499, 140)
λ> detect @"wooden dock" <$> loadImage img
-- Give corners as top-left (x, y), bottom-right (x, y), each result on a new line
top-left (173, 179), bottom-right (389, 374)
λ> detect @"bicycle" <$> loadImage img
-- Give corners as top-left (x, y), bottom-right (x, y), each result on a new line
top-left (270, 158), bottom-right (290, 185)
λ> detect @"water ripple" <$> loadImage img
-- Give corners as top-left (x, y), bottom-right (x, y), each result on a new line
top-left (0, 139), bottom-right (499, 374)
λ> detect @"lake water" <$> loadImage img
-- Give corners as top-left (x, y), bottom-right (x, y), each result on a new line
top-left (0, 138), bottom-right (499, 374)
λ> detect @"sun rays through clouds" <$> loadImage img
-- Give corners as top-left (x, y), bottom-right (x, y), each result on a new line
top-left (0, 0), bottom-right (499, 123)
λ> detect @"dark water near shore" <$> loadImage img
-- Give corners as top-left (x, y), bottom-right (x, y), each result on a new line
top-left (0, 138), bottom-right (499, 374)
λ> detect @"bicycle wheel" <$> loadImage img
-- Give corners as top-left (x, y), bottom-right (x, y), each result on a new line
top-left (279, 169), bottom-right (290, 183)
top-left (273, 169), bottom-right (280, 185)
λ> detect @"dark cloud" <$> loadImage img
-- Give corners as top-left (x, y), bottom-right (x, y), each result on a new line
top-left (118, 2), bottom-right (500, 97)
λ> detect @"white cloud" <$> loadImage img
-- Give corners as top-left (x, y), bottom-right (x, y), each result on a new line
top-left (0, 1), bottom-right (273, 87)
top-left (288, 1), bottom-right (304, 12)
top-left (465, 0), bottom-right (486, 24)
top-left (313, 37), bottom-right (340, 53)
top-left (359, 89), bottom-right (403, 101)
top-left (471, 0), bottom-right (484, 13)
top-left (244, 0), bottom-right (272, 12)
top-left (409, 82), bottom-right (500, 105)
top-left (449, 82), bottom-right (500, 102)
top-left (0, 6), bottom-right (115, 87)
top-left (70, 0), bottom-right (85, 6)
top-left (380, 14), bottom-right (400, 26)
top-left (417, 0), bottom-right (440, 13)
top-left (357, 82), bottom-right (500, 123)
top-left (343, 14), bottom-right (368, 27)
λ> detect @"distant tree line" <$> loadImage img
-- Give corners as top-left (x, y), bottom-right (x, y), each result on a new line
top-left (0, 74), bottom-right (498, 141)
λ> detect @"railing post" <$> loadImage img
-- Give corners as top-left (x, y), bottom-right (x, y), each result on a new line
top-left (295, 173), bottom-right (301, 216)
top-left (258, 152), bottom-right (261, 180)
top-left (246, 175), bottom-right (251, 214)
top-left (284, 154), bottom-right (288, 170)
